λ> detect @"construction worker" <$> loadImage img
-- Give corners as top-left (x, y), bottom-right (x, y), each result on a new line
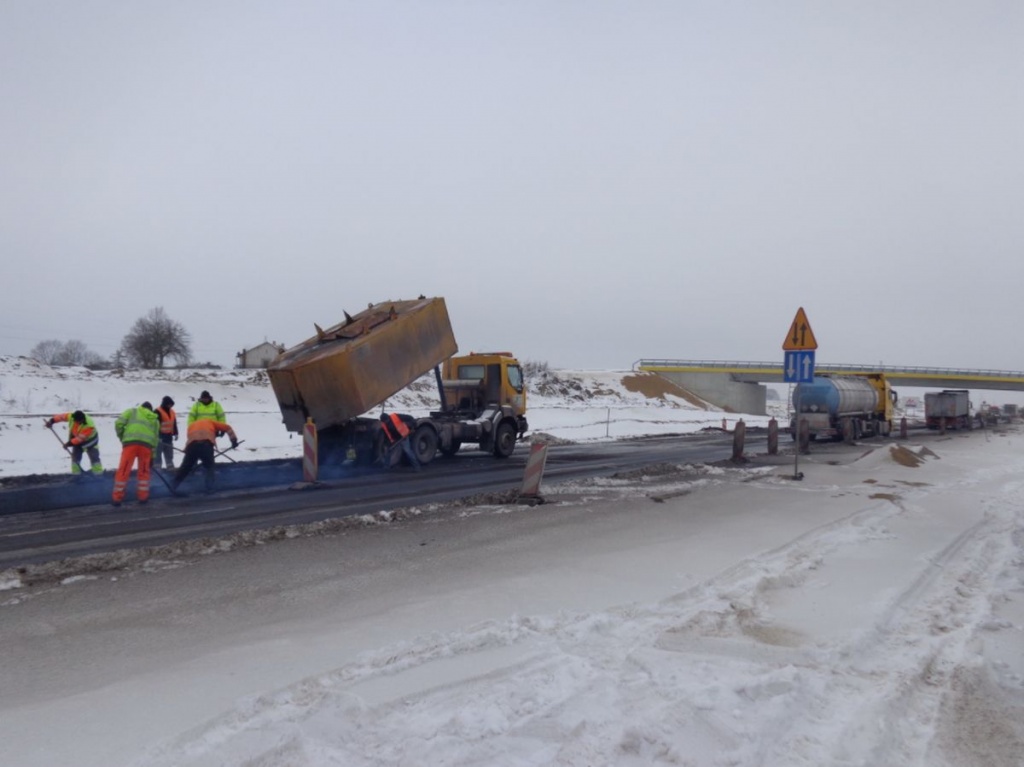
top-left (188, 390), bottom-right (226, 425)
top-left (45, 410), bottom-right (103, 477)
top-left (171, 418), bottom-right (238, 495)
top-left (112, 402), bottom-right (161, 507)
top-left (155, 396), bottom-right (178, 469)
top-left (379, 412), bottom-right (421, 470)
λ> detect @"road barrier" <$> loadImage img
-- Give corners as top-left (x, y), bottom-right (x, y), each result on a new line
top-left (303, 418), bottom-right (318, 482)
top-left (518, 443), bottom-right (549, 504)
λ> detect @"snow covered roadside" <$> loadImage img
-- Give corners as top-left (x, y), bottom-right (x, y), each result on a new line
top-left (0, 355), bottom-right (774, 478)
top-left (2, 429), bottom-right (1023, 766)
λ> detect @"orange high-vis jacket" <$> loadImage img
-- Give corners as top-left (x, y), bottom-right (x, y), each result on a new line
top-left (156, 406), bottom-right (178, 437)
top-left (382, 413), bottom-right (410, 442)
top-left (184, 419), bottom-right (237, 447)
top-left (52, 412), bottom-right (99, 447)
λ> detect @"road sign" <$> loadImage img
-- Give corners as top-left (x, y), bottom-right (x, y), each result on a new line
top-left (784, 350), bottom-right (815, 383)
top-left (782, 307), bottom-right (818, 351)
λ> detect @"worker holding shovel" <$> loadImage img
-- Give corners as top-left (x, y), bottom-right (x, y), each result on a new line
top-left (171, 418), bottom-right (239, 495)
top-left (112, 402), bottom-right (161, 507)
top-left (45, 410), bottom-right (104, 478)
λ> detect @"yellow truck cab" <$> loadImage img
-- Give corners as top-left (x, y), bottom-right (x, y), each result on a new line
top-left (442, 352), bottom-right (527, 419)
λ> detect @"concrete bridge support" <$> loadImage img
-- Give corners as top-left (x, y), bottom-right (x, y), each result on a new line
top-left (655, 371), bottom-right (768, 415)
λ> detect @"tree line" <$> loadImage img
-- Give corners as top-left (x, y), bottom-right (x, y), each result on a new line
top-left (30, 307), bottom-right (204, 369)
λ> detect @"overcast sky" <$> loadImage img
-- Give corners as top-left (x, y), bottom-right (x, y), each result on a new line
top-left (2, 3), bottom-right (1022, 371)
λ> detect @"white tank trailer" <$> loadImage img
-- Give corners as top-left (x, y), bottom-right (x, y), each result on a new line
top-left (791, 374), bottom-right (896, 440)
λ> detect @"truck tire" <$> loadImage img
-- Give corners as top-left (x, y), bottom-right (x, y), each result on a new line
top-left (492, 422), bottom-right (516, 458)
top-left (411, 425), bottom-right (438, 465)
top-left (440, 439), bottom-right (462, 457)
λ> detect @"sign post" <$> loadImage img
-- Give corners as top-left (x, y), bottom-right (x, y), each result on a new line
top-left (782, 308), bottom-right (818, 480)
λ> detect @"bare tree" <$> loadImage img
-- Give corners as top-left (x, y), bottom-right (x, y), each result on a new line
top-left (30, 339), bottom-right (106, 367)
top-left (30, 339), bottom-right (64, 365)
top-left (120, 307), bottom-right (192, 368)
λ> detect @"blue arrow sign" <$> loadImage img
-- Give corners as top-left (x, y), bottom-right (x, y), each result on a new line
top-left (784, 351), bottom-right (815, 383)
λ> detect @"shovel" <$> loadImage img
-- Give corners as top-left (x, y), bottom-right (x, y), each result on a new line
top-left (47, 421), bottom-right (85, 474)
top-left (46, 421), bottom-right (73, 452)
top-left (215, 440), bottom-right (244, 463)
top-left (174, 440), bottom-right (244, 463)
top-left (150, 465), bottom-right (181, 497)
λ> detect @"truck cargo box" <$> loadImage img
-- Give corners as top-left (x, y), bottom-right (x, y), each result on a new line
top-left (924, 390), bottom-right (970, 419)
top-left (268, 297), bottom-right (458, 433)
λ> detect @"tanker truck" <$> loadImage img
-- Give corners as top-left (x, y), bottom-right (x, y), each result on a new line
top-left (267, 297), bottom-right (528, 468)
top-left (790, 373), bottom-right (897, 441)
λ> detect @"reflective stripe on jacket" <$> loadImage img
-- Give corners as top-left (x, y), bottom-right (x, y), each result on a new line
top-left (188, 400), bottom-right (226, 425)
top-left (156, 406), bottom-right (178, 436)
top-left (53, 411), bottom-right (100, 448)
top-left (185, 419), bottom-right (237, 447)
top-left (115, 406), bottom-right (160, 448)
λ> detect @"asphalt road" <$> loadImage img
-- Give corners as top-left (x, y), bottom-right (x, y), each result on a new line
top-left (0, 432), bottom-right (766, 568)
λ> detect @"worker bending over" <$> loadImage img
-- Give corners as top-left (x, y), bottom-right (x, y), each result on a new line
top-left (171, 418), bottom-right (238, 495)
top-left (46, 410), bottom-right (103, 477)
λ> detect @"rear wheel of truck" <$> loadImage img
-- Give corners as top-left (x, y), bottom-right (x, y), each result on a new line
top-left (411, 425), bottom-right (438, 465)
top-left (492, 422), bottom-right (516, 458)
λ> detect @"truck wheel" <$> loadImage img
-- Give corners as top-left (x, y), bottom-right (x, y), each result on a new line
top-left (493, 422), bottom-right (516, 458)
top-left (440, 439), bottom-right (462, 457)
top-left (412, 425), bottom-right (438, 465)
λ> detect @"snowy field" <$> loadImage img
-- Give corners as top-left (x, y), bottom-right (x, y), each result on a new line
top-left (1, 357), bottom-right (1023, 766)
top-left (0, 355), bottom-right (776, 479)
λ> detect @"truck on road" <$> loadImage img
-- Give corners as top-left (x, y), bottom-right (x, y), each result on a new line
top-left (924, 389), bottom-right (972, 430)
top-left (790, 373), bottom-right (897, 440)
top-left (267, 297), bottom-right (528, 468)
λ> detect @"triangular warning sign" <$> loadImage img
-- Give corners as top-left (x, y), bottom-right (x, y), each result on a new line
top-left (782, 307), bottom-right (818, 350)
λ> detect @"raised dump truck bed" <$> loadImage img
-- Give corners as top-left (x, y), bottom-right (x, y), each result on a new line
top-left (267, 297), bottom-right (458, 433)
top-left (267, 296), bottom-right (528, 468)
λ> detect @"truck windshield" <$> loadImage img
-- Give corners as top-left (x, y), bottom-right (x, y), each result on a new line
top-left (507, 365), bottom-right (523, 392)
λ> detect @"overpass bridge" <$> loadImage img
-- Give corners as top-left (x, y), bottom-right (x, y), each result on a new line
top-left (634, 359), bottom-right (1024, 414)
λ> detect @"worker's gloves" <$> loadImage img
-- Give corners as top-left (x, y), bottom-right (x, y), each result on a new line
top-left (45, 419), bottom-right (54, 428)
top-left (174, 435), bottom-right (179, 442)
top-left (230, 439), bottom-right (239, 449)
top-left (64, 441), bottom-right (73, 449)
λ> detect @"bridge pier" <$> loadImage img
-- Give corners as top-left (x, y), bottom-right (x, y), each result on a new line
top-left (652, 371), bottom-right (767, 415)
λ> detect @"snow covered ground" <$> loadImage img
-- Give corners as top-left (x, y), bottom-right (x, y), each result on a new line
top-left (0, 355), bottom-right (776, 479)
top-left (1, 357), bottom-right (1023, 766)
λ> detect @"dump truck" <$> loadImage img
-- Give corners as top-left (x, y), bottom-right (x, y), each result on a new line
top-left (924, 389), bottom-right (971, 430)
top-left (267, 297), bottom-right (528, 467)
